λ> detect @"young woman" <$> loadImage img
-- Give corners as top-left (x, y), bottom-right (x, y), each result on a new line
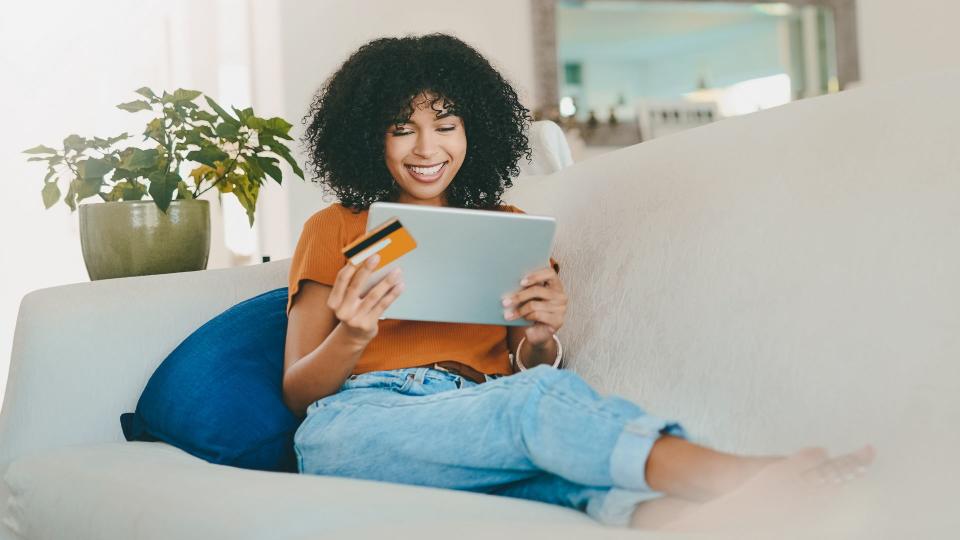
top-left (283, 33), bottom-right (873, 531)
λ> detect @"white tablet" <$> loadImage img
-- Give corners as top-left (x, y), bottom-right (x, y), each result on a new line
top-left (362, 202), bottom-right (556, 326)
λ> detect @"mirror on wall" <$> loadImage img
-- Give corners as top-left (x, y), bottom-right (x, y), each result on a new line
top-left (533, 0), bottom-right (858, 157)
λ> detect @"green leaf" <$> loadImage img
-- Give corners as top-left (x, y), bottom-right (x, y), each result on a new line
top-left (186, 146), bottom-right (229, 167)
top-left (229, 173), bottom-right (259, 227)
top-left (104, 132), bottom-right (130, 146)
top-left (90, 133), bottom-right (127, 150)
top-left (266, 142), bottom-right (304, 179)
top-left (27, 157), bottom-right (49, 162)
top-left (117, 148), bottom-right (159, 171)
top-left (204, 96), bottom-right (240, 126)
top-left (147, 171), bottom-right (179, 212)
top-left (63, 134), bottom-right (86, 151)
top-left (77, 157), bottom-right (114, 180)
top-left (135, 87), bottom-right (158, 101)
top-left (247, 116), bottom-right (293, 139)
top-left (166, 107), bottom-right (184, 124)
top-left (144, 118), bottom-right (165, 144)
top-left (215, 122), bottom-right (240, 139)
top-left (180, 129), bottom-right (206, 147)
top-left (23, 144), bottom-right (58, 155)
top-left (43, 169), bottom-right (57, 183)
top-left (190, 110), bottom-right (218, 124)
top-left (249, 154), bottom-right (282, 184)
top-left (120, 180), bottom-right (147, 201)
top-left (104, 179), bottom-right (147, 202)
top-left (77, 177), bottom-right (103, 199)
top-left (117, 100), bottom-right (153, 113)
top-left (171, 88), bottom-right (202, 103)
top-left (41, 182), bottom-right (61, 209)
top-left (232, 106), bottom-right (254, 124)
top-left (177, 180), bottom-right (195, 200)
top-left (64, 180), bottom-right (79, 211)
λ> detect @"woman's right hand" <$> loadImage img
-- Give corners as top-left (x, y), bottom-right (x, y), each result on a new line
top-left (327, 254), bottom-right (405, 345)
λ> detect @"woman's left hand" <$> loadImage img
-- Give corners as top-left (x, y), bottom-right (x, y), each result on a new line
top-left (502, 266), bottom-right (567, 346)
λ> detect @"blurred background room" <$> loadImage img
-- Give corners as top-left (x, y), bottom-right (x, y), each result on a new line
top-left (2, 0), bottom-right (959, 405)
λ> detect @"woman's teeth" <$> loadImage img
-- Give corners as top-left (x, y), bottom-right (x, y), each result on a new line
top-left (409, 163), bottom-right (444, 176)
top-left (406, 162), bottom-right (446, 181)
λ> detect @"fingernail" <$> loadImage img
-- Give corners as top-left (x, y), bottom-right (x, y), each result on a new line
top-left (520, 278), bottom-right (528, 286)
top-left (501, 298), bottom-right (512, 307)
top-left (391, 267), bottom-right (402, 276)
top-left (503, 310), bottom-right (514, 320)
top-left (396, 283), bottom-right (405, 292)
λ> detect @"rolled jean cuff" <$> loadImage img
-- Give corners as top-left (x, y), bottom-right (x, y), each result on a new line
top-left (609, 415), bottom-right (686, 493)
top-left (587, 488), bottom-right (665, 527)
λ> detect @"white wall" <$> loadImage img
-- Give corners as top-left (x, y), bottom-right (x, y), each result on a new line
top-left (857, 0), bottom-right (960, 84)
top-left (0, 0), bottom-right (253, 408)
top-left (270, 0), bottom-right (537, 251)
top-left (0, 1), bottom-right (170, 407)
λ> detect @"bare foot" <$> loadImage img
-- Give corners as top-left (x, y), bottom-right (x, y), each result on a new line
top-left (654, 446), bottom-right (875, 534)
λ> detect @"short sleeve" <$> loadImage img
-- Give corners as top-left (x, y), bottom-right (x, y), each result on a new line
top-left (499, 204), bottom-right (560, 275)
top-left (287, 206), bottom-right (347, 316)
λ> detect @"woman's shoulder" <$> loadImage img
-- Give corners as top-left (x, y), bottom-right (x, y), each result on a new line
top-left (496, 203), bottom-right (526, 214)
top-left (302, 202), bottom-right (367, 231)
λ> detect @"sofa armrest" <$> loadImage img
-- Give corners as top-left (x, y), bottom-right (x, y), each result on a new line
top-left (0, 259), bottom-right (291, 472)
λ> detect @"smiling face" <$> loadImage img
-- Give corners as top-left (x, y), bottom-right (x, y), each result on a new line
top-left (384, 94), bottom-right (466, 206)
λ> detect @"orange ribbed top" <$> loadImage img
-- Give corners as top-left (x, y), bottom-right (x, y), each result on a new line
top-left (287, 203), bottom-right (558, 376)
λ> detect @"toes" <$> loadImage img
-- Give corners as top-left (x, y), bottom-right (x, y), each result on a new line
top-left (803, 451), bottom-right (871, 486)
top-left (851, 445), bottom-right (876, 466)
top-left (791, 447), bottom-right (829, 469)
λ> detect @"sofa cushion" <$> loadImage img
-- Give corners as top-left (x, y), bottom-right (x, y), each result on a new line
top-left (2, 442), bottom-right (602, 540)
top-left (120, 287), bottom-right (299, 472)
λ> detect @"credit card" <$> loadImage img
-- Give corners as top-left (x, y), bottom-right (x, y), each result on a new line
top-left (341, 217), bottom-right (417, 271)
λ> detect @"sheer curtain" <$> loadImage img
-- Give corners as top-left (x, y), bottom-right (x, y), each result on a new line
top-left (0, 0), bottom-right (265, 408)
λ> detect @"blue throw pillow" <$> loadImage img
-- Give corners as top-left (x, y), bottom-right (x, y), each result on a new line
top-left (120, 287), bottom-right (299, 472)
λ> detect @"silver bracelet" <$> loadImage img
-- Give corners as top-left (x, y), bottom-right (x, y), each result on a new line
top-left (513, 334), bottom-right (563, 371)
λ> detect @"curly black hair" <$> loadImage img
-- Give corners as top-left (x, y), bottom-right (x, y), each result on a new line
top-left (303, 33), bottom-right (531, 210)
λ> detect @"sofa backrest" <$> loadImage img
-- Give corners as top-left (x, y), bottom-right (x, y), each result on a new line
top-left (504, 69), bottom-right (960, 458)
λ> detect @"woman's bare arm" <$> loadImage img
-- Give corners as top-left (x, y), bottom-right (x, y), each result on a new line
top-left (283, 254), bottom-right (404, 417)
top-left (283, 281), bottom-right (367, 416)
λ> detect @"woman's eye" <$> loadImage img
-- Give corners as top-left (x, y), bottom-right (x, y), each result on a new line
top-left (437, 126), bottom-right (456, 132)
top-left (391, 129), bottom-right (413, 136)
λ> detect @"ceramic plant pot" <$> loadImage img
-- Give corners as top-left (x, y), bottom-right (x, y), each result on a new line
top-left (78, 200), bottom-right (210, 280)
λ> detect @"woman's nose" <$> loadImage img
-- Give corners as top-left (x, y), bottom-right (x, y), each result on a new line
top-left (413, 132), bottom-right (438, 159)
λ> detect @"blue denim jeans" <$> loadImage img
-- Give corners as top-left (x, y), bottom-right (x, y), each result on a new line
top-left (294, 364), bottom-right (686, 527)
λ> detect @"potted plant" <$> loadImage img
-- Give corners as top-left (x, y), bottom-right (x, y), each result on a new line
top-left (24, 87), bottom-right (304, 280)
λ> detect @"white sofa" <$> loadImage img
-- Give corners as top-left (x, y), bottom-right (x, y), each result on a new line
top-left (3, 70), bottom-right (959, 539)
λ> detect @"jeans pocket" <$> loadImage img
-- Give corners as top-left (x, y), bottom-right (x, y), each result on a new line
top-left (341, 370), bottom-right (411, 392)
